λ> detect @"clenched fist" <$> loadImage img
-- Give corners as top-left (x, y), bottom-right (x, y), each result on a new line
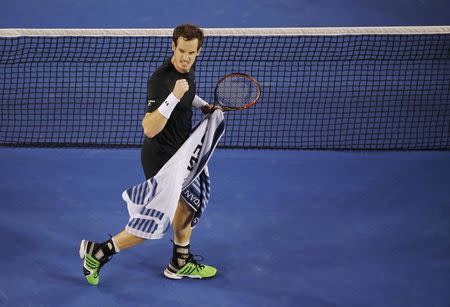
top-left (172, 79), bottom-right (189, 100)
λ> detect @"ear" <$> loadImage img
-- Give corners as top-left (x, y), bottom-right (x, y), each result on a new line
top-left (172, 41), bottom-right (176, 52)
top-left (196, 47), bottom-right (202, 56)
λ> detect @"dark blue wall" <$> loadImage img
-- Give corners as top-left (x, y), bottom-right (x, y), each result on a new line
top-left (0, 0), bottom-right (449, 28)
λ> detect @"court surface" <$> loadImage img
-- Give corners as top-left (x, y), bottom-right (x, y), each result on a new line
top-left (1, 1), bottom-right (450, 306)
top-left (0, 148), bottom-right (449, 307)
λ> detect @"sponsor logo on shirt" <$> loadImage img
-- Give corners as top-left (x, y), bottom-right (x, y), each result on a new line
top-left (147, 99), bottom-right (155, 107)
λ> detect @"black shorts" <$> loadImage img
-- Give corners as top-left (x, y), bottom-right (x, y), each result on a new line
top-left (141, 138), bottom-right (177, 179)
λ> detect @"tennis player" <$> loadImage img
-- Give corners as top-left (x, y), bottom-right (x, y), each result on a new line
top-left (79, 24), bottom-right (219, 285)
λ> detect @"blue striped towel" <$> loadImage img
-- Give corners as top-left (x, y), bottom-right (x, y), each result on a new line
top-left (121, 110), bottom-right (225, 239)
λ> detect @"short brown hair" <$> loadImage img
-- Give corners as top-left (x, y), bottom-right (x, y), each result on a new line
top-left (172, 24), bottom-right (204, 50)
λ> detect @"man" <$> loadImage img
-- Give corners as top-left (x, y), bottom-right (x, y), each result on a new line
top-left (80, 24), bottom-right (218, 285)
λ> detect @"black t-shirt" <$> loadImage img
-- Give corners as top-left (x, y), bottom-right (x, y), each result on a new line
top-left (141, 58), bottom-right (196, 177)
top-left (145, 58), bottom-right (195, 149)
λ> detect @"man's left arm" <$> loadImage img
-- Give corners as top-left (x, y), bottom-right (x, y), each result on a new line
top-left (192, 95), bottom-right (221, 114)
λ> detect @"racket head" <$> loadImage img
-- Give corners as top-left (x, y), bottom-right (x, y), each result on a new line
top-left (214, 73), bottom-right (261, 111)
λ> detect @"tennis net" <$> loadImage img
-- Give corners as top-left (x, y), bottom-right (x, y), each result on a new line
top-left (1, 27), bottom-right (449, 150)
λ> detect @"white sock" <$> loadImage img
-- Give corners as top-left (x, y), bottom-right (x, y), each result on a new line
top-left (174, 240), bottom-right (190, 247)
top-left (111, 237), bottom-right (121, 253)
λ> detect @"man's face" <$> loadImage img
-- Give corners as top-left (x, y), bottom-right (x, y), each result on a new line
top-left (171, 37), bottom-right (201, 73)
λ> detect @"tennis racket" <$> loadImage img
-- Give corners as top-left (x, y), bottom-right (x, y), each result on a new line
top-left (213, 73), bottom-right (261, 111)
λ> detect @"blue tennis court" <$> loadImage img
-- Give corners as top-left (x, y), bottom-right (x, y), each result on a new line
top-left (1, 0), bottom-right (450, 306)
top-left (0, 148), bottom-right (449, 306)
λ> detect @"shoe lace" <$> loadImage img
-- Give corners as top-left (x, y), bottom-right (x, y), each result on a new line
top-left (186, 254), bottom-right (205, 270)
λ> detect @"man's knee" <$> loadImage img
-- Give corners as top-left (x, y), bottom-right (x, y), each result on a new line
top-left (177, 198), bottom-right (194, 217)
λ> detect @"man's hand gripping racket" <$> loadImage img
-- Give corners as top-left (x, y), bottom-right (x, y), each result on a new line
top-left (202, 73), bottom-right (261, 113)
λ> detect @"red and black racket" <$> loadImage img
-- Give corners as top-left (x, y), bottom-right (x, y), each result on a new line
top-left (214, 73), bottom-right (261, 111)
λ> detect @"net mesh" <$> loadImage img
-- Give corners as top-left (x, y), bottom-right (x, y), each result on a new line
top-left (1, 28), bottom-right (449, 150)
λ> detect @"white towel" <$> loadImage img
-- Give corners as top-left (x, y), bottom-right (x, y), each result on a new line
top-left (121, 110), bottom-right (225, 239)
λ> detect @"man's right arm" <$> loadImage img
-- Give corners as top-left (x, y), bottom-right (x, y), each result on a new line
top-left (142, 79), bottom-right (189, 138)
top-left (142, 110), bottom-right (169, 139)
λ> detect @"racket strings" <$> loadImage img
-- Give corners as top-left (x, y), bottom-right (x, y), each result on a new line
top-left (216, 77), bottom-right (259, 108)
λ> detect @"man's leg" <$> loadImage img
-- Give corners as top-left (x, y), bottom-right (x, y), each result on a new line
top-left (164, 198), bottom-right (217, 279)
top-left (172, 197), bottom-right (194, 245)
top-left (113, 230), bottom-right (146, 250)
top-left (80, 230), bottom-right (145, 285)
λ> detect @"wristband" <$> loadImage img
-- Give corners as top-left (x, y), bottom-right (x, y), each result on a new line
top-left (157, 93), bottom-right (180, 119)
